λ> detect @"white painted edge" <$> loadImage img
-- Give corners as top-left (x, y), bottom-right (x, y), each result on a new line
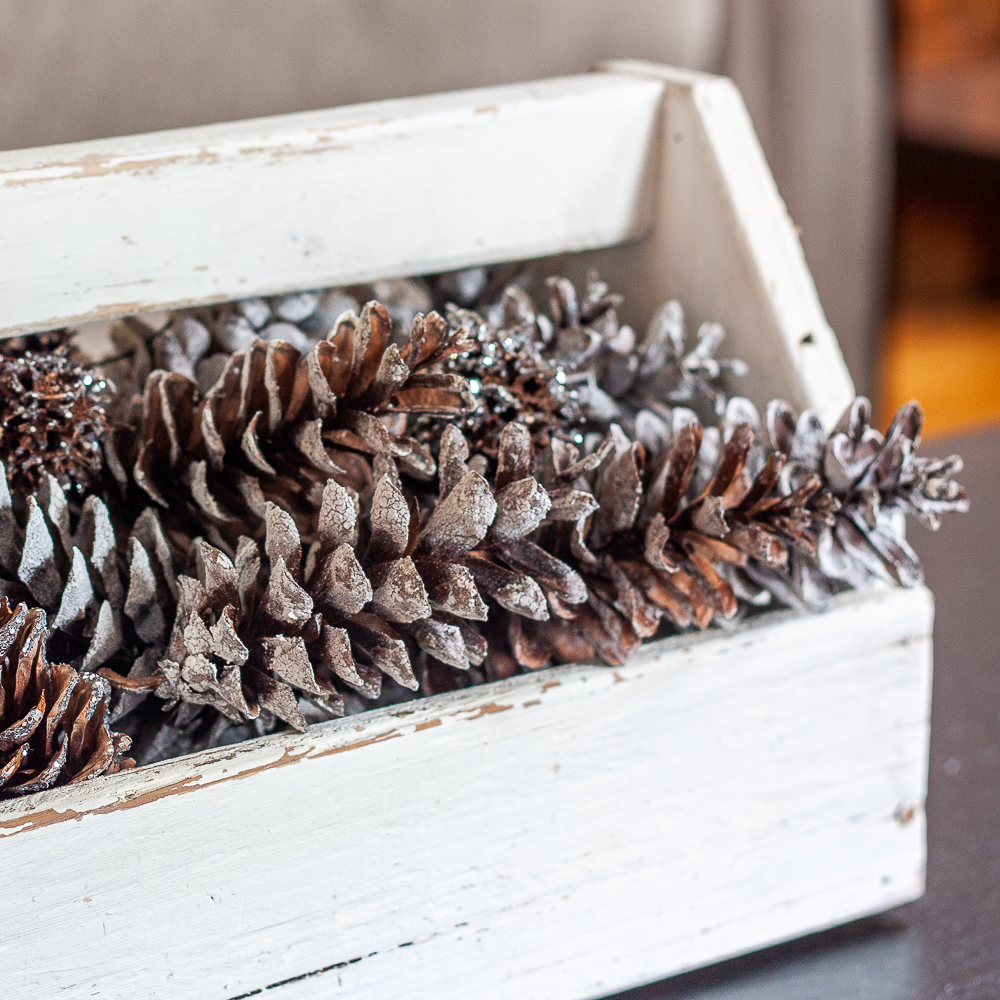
top-left (0, 583), bottom-right (934, 1000)
top-left (0, 72), bottom-right (662, 336)
top-left (0, 584), bottom-right (930, 836)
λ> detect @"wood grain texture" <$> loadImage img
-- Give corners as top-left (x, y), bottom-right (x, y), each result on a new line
top-left (0, 73), bottom-right (661, 337)
top-left (0, 585), bottom-right (933, 1000)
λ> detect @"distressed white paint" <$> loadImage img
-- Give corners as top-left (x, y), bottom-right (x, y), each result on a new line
top-left (0, 73), bottom-right (661, 337)
top-left (0, 586), bottom-right (933, 1000)
top-left (0, 63), bottom-right (853, 425)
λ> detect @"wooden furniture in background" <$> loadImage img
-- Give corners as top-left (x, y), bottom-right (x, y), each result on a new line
top-left (880, 305), bottom-right (1000, 437)
top-left (884, 0), bottom-right (1000, 438)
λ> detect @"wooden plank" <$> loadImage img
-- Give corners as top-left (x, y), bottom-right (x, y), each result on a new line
top-left (0, 73), bottom-right (662, 337)
top-left (0, 585), bottom-right (933, 1000)
top-left (592, 61), bottom-right (855, 428)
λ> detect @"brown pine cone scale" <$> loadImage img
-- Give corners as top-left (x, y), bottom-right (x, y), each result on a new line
top-left (0, 599), bottom-right (132, 799)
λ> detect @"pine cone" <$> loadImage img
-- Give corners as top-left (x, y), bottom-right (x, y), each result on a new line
top-left (0, 461), bottom-right (124, 670)
top-left (406, 421), bottom-right (597, 693)
top-left (138, 281), bottom-right (430, 390)
top-left (0, 458), bottom-right (178, 684)
top-left (655, 402), bottom-right (839, 616)
top-left (122, 302), bottom-right (476, 547)
top-left (493, 394), bottom-right (844, 670)
top-left (99, 290), bottom-right (360, 401)
top-left (313, 459), bottom-right (493, 693)
top-left (0, 344), bottom-right (110, 496)
top-left (0, 599), bottom-right (132, 799)
top-left (152, 472), bottom-right (490, 732)
top-left (544, 272), bottom-right (748, 425)
top-left (768, 397), bottom-right (968, 589)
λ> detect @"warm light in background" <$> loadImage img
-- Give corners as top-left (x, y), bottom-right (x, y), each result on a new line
top-left (880, 306), bottom-right (1000, 436)
top-left (885, 0), bottom-right (1000, 438)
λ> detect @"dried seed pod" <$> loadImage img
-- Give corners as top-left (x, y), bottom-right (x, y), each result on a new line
top-left (0, 460), bottom-right (176, 677)
top-left (123, 301), bottom-right (476, 546)
top-left (0, 598), bottom-right (133, 800)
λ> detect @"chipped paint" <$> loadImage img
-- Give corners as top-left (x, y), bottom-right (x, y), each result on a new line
top-left (0, 588), bottom-right (930, 841)
top-left (452, 703), bottom-right (514, 721)
top-left (1, 147), bottom-right (220, 188)
top-left (0, 696), bottom-right (536, 837)
top-left (310, 731), bottom-right (403, 760)
top-left (0, 733), bottom-right (407, 838)
top-left (0, 72), bottom-right (664, 341)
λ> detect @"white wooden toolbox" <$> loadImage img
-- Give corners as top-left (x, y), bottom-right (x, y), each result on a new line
top-left (0, 62), bottom-right (932, 1000)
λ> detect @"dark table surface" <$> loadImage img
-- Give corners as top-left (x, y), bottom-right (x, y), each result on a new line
top-left (606, 426), bottom-right (1000, 1000)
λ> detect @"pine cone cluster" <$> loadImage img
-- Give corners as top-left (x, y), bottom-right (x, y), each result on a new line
top-left (113, 302), bottom-right (474, 552)
top-left (0, 599), bottom-right (132, 799)
top-left (0, 266), bottom-right (969, 775)
top-left (413, 270), bottom-right (746, 458)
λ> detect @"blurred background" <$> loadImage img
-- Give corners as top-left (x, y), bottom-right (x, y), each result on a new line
top-left (890, 0), bottom-right (1000, 437)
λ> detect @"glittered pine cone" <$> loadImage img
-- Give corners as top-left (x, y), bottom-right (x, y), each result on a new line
top-left (0, 599), bottom-right (132, 799)
top-left (543, 272), bottom-right (746, 426)
top-left (123, 302), bottom-right (476, 548)
top-left (0, 343), bottom-right (110, 498)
